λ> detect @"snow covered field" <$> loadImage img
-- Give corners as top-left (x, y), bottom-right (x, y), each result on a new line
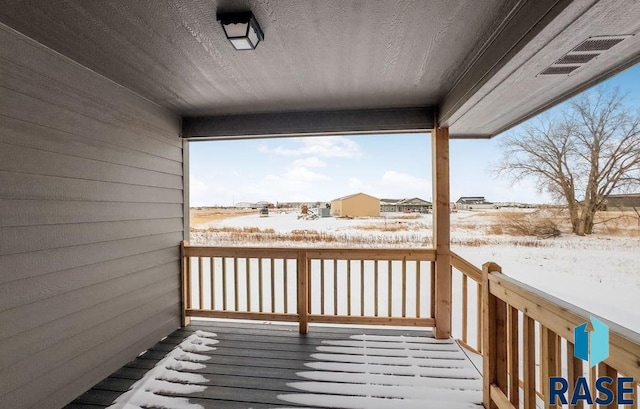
top-left (191, 210), bottom-right (640, 333)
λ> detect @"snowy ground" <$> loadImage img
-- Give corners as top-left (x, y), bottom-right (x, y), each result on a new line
top-left (191, 210), bottom-right (640, 333)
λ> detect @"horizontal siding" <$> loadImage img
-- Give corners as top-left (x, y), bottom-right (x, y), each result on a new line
top-left (39, 316), bottom-right (180, 409)
top-left (0, 232), bottom-right (181, 284)
top-left (0, 22), bottom-right (183, 409)
top-left (0, 218), bottom-right (183, 255)
top-left (0, 116), bottom-right (182, 175)
top-left (1, 171), bottom-right (183, 203)
top-left (0, 200), bottom-right (183, 227)
top-left (0, 142), bottom-right (183, 189)
top-left (0, 249), bottom-right (179, 340)
top-left (0, 263), bottom-right (178, 368)
top-left (3, 302), bottom-right (181, 408)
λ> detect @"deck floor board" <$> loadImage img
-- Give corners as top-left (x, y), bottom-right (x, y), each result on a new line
top-left (64, 320), bottom-right (482, 408)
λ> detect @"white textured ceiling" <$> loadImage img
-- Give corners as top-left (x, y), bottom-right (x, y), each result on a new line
top-left (1, 0), bottom-right (639, 138)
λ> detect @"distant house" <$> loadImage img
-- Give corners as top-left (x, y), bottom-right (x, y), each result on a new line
top-left (331, 193), bottom-right (380, 217)
top-left (256, 201), bottom-right (275, 208)
top-left (380, 198), bottom-right (401, 212)
top-left (381, 198), bottom-right (432, 213)
top-left (396, 197), bottom-right (432, 213)
top-left (456, 196), bottom-right (494, 210)
top-left (604, 193), bottom-right (640, 210)
top-left (234, 202), bottom-right (256, 209)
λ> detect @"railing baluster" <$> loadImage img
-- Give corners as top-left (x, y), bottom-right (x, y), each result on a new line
top-left (430, 261), bottom-right (435, 318)
top-left (566, 342), bottom-right (583, 409)
top-left (186, 256), bottom-right (192, 309)
top-left (297, 251), bottom-right (308, 334)
top-left (210, 257), bottom-right (215, 310)
top-left (222, 257), bottom-right (227, 311)
top-left (541, 326), bottom-right (558, 409)
top-left (233, 257), bottom-right (239, 311)
top-left (523, 315), bottom-right (536, 409)
top-left (462, 273), bottom-right (468, 343)
top-left (401, 258), bottom-right (407, 318)
top-left (271, 258), bottom-right (275, 313)
top-left (589, 361), bottom-right (597, 409)
top-left (599, 363), bottom-right (618, 408)
top-left (477, 283), bottom-right (483, 353)
top-left (246, 258), bottom-right (251, 311)
top-left (415, 261), bottom-right (421, 318)
top-left (374, 260), bottom-right (379, 317)
top-left (333, 259), bottom-right (338, 315)
top-left (320, 259), bottom-right (325, 315)
top-left (347, 260), bottom-right (351, 316)
top-left (388, 260), bottom-right (392, 317)
top-left (360, 260), bottom-right (365, 316)
top-left (307, 258), bottom-right (311, 314)
top-left (508, 306), bottom-right (519, 407)
top-left (198, 257), bottom-right (204, 309)
top-left (284, 258), bottom-right (289, 313)
top-left (258, 257), bottom-right (263, 312)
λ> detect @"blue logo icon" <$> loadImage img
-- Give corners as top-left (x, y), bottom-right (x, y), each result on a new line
top-left (574, 316), bottom-right (609, 367)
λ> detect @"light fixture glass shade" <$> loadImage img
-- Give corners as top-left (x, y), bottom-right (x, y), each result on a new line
top-left (230, 37), bottom-right (253, 50)
top-left (217, 11), bottom-right (264, 50)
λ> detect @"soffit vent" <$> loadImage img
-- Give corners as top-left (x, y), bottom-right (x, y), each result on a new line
top-left (555, 53), bottom-right (600, 65)
top-left (572, 37), bottom-right (626, 52)
top-left (539, 66), bottom-right (580, 75)
top-left (538, 35), bottom-right (632, 76)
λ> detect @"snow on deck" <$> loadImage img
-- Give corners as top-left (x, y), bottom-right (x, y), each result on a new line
top-left (65, 321), bottom-right (482, 409)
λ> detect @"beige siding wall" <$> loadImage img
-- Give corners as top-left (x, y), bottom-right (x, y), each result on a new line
top-left (332, 194), bottom-right (380, 217)
top-left (0, 24), bottom-right (183, 408)
top-left (330, 199), bottom-right (342, 216)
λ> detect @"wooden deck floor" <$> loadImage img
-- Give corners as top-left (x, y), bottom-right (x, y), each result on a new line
top-left (64, 320), bottom-right (482, 409)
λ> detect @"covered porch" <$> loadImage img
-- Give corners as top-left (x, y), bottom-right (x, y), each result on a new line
top-left (1, 1), bottom-right (640, 408)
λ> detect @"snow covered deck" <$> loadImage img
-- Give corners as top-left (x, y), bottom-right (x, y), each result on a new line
top-left (64, 320), bottom-right (483, 409)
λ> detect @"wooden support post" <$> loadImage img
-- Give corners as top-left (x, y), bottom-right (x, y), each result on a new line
top-left (297, 251), bottom-right (309, 334)
top-left (432, 127), bottom-right (451, 339)
top-left (482, 262), bottom-right (504, 409)
top-left (180, 241), bottom-right (191, 327)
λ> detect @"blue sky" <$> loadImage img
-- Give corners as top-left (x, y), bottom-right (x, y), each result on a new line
top-left (190, 64), bottom-right (640, 207)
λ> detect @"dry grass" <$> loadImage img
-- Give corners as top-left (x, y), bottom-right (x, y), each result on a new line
top-left (191, 226), bottom-right (433, 246)
top-left (387, 214), bottom-right (423, 220)
top-left (353, 222), bottom-right (429, 232)
top-left (190, 207), bottom-right (255, 227)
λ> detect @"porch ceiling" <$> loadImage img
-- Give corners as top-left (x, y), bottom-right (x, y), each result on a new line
top-left (1, 0), bottom-right (639, 138)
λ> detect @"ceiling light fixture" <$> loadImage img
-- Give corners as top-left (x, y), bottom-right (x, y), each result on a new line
top-left (217, 11), bottom-right (264, 50)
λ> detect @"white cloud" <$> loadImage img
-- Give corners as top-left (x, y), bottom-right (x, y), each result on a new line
top-left (348, 177), bottom-right (364, 190)
top-left (292, 157), bottom-right (327, 168)
top-left (378, 170), bottom-right (431, 198)
top-left (259, 136), bottom-right (362, 158)
top-left (189, 177), bottom-right (210, 207)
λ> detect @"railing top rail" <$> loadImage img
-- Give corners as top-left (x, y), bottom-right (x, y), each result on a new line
top-left (304, 248), bottom-right (436, 261)
top-left (487, 271), bottom-right (640, 379)
top-left (183, 242), bottom-right (436, 261)
top-left (450, 251), bottom-right (482, 282)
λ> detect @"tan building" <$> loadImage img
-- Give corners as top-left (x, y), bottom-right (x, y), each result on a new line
top-left (330, 193), bottom-right (380, 217)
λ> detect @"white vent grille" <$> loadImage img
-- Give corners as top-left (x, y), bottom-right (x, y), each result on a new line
top-left (538, 35), bottom-right (632, 76)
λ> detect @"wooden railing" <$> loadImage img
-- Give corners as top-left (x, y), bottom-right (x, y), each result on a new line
top-left (451, 251), bottom-right (483, 354)
top-left (181, 242), bottom-right (436, 333)
top-left (482, 262), bottom-right (640, 409)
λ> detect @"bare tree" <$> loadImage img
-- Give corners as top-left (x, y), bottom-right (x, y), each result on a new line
top-left (495, 86), bottom-right (640, 235)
